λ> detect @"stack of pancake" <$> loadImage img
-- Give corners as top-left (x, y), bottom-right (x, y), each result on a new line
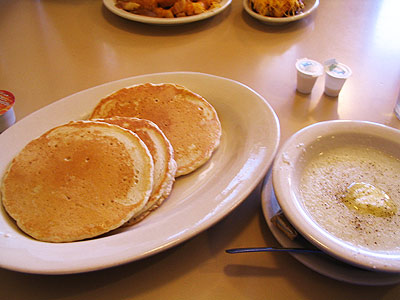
top-left (0, 83), bottom-right (221, 243)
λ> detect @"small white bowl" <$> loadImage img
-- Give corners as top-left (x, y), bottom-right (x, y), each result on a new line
top-left (272, 120), bottom-right (400, 273)
top-left (243, 0), bottom-right (319, 25)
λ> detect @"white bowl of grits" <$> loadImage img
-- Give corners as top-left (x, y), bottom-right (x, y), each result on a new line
top-left (272, 120), bottom-right (400, 273)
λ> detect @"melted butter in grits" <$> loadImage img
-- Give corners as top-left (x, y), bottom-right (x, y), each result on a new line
top-left (341, 182), bottom-right (397, 217)
top-left (300, 145), bottom-right (400, 251)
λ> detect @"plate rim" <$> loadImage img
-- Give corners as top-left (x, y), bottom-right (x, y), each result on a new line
top-left (0, 71), bottom-right (280, 274)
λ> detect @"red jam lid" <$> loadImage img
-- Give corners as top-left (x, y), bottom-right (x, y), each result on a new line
top-left (0, 90), bottom-right (15, 115)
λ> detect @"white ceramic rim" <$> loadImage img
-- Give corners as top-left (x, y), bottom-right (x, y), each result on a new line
top-left (272, 120), bottom-right (400, 273)
top-left (243, 0), bottom-right (319, 24)
top-left (103, 0), bottom-right (232, 25)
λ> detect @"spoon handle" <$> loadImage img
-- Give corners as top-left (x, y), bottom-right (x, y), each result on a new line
top-left (225, 247), bottom-right (323, 254)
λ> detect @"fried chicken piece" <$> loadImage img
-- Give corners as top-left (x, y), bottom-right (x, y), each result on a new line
top-left (116, 0), bottom-right (220, 18)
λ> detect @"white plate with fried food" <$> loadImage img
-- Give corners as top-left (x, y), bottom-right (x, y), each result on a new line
top-left (0, 72), bottom-right (280, 274)
top-left (243, 0), bottom-right (319, 25)
top-left (103, 0), bottom-right (232, 25)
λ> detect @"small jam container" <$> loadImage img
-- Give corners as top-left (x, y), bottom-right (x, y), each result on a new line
top-left (0, 90), bottom-right (16, 133)
top-left (324, 59), bottom-right (352, 97)
top-left (295, 58), bottom-right (324, 94)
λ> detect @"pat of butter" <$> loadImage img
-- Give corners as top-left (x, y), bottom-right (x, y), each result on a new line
top-left (341, 182), bottom-right (397, 217)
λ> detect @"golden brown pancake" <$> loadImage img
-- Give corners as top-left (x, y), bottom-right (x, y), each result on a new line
top-left (95, 117), bottom-right (177, 225)
top-left (90, 83), bottom-right (222, 176)
top-left (1, 121), bottom-right (154, 242)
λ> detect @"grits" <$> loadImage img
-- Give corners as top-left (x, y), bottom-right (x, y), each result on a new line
top-left (300, 145), bottom-right (400, 252)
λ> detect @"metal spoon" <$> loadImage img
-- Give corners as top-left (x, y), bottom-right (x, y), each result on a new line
top-left (225, 247), bottom-right (323, 254)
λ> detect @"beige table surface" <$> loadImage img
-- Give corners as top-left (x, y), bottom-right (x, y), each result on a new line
top-left (1, 0), bottom-right (400, 299)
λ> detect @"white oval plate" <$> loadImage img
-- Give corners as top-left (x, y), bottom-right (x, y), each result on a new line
top-left (243, 0), bottom-right (319, 25)
top-left (261, 174), bottom-right (400, 286)
top-left (103, 0), bottom-right (232, 25)
top-left (0, 72), bottom-right (280, 274)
